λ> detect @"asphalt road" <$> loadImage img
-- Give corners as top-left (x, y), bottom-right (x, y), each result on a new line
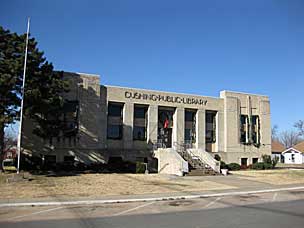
top-left (1, 190), bottom-right (304, 228)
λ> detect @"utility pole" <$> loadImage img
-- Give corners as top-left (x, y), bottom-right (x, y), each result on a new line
top-left (17, 18), bottom-right (30, 174)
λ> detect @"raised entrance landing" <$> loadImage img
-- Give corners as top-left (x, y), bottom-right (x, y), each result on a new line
top-left (154, 144), bottom-right (220, 176)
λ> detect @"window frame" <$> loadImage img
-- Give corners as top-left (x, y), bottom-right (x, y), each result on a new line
top-left (205, 110), bottom-right (217, 143)
top-left (133, 105), bottom-right (148, 141)
top-left (107, 102), bottom-right (124, 140)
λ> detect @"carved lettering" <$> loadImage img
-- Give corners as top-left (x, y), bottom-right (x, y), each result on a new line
top-left (125, 91), bottom-right (207, 106)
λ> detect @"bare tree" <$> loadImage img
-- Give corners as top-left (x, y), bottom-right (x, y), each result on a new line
top-left (3, 125), bottom-right (17, 153)
top-left (294, 120), bottom-right (304, 136)
top-left (279, 130), bottom-right (302, 148)
top-left (4, 134), bottom-right (16, 153)
top-left (271, 124), bottom-right (279, 141)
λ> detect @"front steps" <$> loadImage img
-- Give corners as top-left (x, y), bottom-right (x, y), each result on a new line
top-left (173, 143), bottom-right (221, 176)
top-left (187, 168), bottom-right (218, 176)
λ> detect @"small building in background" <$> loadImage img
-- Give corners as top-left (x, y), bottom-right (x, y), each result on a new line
top-left (282, 141), bottom-right (304, 164)
top-left (271, 141), bottom-right (285, 163)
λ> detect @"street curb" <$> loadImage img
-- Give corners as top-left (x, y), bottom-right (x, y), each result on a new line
top-left (1, 186), bottom-right (304, 207)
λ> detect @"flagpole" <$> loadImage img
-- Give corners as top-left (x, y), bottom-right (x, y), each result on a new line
top-left (17, 17), bottom-right (30, 174)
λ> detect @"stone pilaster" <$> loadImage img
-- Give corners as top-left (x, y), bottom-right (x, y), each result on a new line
top-left (123, 102), bottom-right (134, 149)
top-left (216, 111), bottom-right (224, 152)
top-left (196, 109), bottom-right (205, 150)
top-left (147, 105), bottom-right (158, 144)
top-left (223, 96), bottom-right (240, 152)
top-left (173, 107), bottom-right (185, 145)
top-left (259, 100), bottom-right (271, 153)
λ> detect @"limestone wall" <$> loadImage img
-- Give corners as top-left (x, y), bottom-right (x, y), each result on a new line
top-left (22, 72), bottom-right (272, 167)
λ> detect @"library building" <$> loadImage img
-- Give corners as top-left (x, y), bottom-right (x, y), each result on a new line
top-left (23, 72), bottom-right (271, 175)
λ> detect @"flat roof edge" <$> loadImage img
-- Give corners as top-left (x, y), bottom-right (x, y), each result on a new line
top-left (221, 90), bottom-right (269, 98)
top-left (104, 85), bottom-right (222, 99)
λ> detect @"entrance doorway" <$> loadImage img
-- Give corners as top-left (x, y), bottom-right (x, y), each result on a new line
top-left (158, 107), bottom-right (174, 148)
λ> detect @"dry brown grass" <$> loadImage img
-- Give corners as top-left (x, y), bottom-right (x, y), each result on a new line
top-left (0, 173), bottom-right (235, 200)
top-left (231, 169), bottom-right (304, 185)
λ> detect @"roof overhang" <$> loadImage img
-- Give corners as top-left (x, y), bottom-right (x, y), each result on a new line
top-left (282, 147), bottom-right (303, 154)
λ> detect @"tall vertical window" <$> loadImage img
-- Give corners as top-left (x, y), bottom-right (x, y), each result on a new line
top-left (251, 115), bottom-right (260, 144)
top-left (240, 115), bottom-right (248, 144)
top-left (107, 102), bottom-right (124, 140)
top-left (240, 115), bottom-right (260, 145)
top-left (62, 100), bottom-right (79, 145)
top-left (62, 100), bottom-right (79, 135)
top-left (133, 105), bottom-right (148, 141)
top-left (185, 109), bottom-right (196, 144)
top-left (206, 111), bottom-right (217, 143)
top-left (50, 100), bottom-right (79, 146)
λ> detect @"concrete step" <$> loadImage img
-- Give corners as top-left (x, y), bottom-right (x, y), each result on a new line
top-left (187, 169), bottom-right (218, 176)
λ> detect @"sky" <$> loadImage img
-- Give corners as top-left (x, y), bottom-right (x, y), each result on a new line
top-left (1, 0), bottom-right (304, 133)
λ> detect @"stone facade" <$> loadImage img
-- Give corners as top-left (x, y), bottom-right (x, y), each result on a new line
top-left (22, 72), bottom-right (271, 167)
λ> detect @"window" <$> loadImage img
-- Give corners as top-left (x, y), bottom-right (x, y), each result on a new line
top-left (133, 126), bottom-right (146, 140)
top-left (185, 109), bottom-right (196, 143)
top-left (45, 100), bottom-right (79, 146)
top-left (241, 158), bottom-right (248, 166)
top-left (252, 158), bottom-right (258, 164)
top-left (133, 105), bottom-right (148, 141)
top-left (107, 103), bottom-right (123, 140)
top-left (240, 115), bottom-right (260, 145)
top-left (251, 115), bottom-right (260, 144)
top-left (240, 115), bottom-right (248, 144)
top-left (184, 129), bottom-right (192, 141)
top-left (134, 106), bottom-right (147, 119)
top-left (108, 104), bottom-right (123, 117)
top-left (107, 125), bottom-right (123, 139)
top-left (206, 111), bottom-right (217, 143)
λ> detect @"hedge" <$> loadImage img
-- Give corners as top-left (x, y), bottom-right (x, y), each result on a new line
top-left (227, 163), bottom-right (241, 171)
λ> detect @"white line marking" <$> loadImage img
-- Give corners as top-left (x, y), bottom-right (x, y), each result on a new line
top-left (1, 186), bottom-right (304, 207)
top-left (8, 206), bottom-right (64, 221)
top-left (204, 197), bottom-right (221, 209)
top-left (272, 192), bottom-right (278, 202)
top-left (113, 201), bottom-right (155, 216)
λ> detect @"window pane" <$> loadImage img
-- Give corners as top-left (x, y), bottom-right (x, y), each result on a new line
top-left (185, 111), bottom-right (195, 122)
top-left (251, 115), bottom-right (260, 144)
top-left (133, 126), bottom-right (146, 140)
top-left (108, 103), bottom-right (123, 117)
top-left (240, 115), bottom-right (248, 143)
top-left (185, 129), bottom-right (191, 141)
top-left (134, 106), bottom-right (147, 119)
top-left (205, 111), bottom-right (216, 143)
top-left (107, 125), bottom-right (122, 139)
top-left (133, 106), bottom-right (147, 140)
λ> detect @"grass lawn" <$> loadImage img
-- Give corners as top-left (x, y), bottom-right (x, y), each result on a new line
top-left (231, 169), bottom-right (304, 185)
top-left (0, 173), bottom-right (235, 200)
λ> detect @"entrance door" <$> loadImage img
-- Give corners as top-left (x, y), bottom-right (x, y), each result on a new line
top-left (158, 107), bottom-right (174, 148)
top-left (158, 128), bottom-right (172, 148)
